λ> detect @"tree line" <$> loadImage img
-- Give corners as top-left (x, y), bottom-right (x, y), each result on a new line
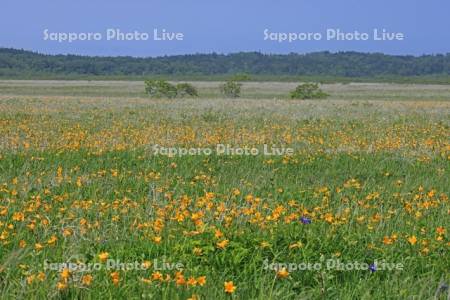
top-left (1, 48), bottom-right (450, 79)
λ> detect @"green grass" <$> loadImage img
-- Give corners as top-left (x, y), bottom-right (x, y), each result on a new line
top-left (2, 74), bottom-right (450, 84)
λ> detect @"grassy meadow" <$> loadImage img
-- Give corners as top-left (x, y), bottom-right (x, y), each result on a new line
top-left (0, 81), bottom-right (449, 299)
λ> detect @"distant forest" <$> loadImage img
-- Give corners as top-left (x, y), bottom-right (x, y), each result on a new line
top-left (1, 48), bottom-right (450, 82)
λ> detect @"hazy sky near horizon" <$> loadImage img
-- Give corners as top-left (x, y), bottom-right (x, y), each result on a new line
top-left (1, 0), bottom-right (449, 57)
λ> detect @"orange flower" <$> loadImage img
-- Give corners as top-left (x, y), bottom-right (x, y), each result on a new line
top-left (176, 274), bottom-right (186, 286)
top-left (382, 236), bottom-right (393, 245)
top-left (214, 229), bottom-right (224, 239)
top-left (260, 241), bottom-right (270, 248)
top-left (47, 235), bottom-right (58, 246)
top-left (110, 272), bottom-right (120, 286)
top-left (19, 240), bottom-right (27, 248)
top-left (197, 276), bottom-right (206, 286)
top-left (81, 274), bottom-right (93, 286)
top-left (224, 281), bottom-right (236, 294)
top-left (60, 268), bottom-right (71, 282)
top-left (26, 275), bottom-right (35, 285)
top-left (216, 239), bottom-right (229, 249)
top-left (37, 272), bottom-right (46, 281)
top-left (57, 281), bottom-right (68, 290)
top-left (63, 228), bottom-right (73, 237)
top-left (12, 212), bottom-right (25, 222)
top-left (193, 247), bottom-right (203, 256)
top-left (324, 213), bottom-right (334, 224)
top-left (408, 235), bottom-right (417, 245)
top-left (277, 268), bottom-right (290, 279)
top-left (98, 252), bottom-right (109, 262)
top-left (436, 227), bottom-right (446, 235)
top-left (187, 277), bottom-right (197, 286)
top-left (142, 260), bottom-right (152, 269)
top-left (151, 271), bottom-right (163, 281)
top-left (288, 242), bottom-right (302, 249)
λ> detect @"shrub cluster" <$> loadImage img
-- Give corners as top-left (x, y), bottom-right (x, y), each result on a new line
top-left (289, 83), bottom-right (328, 99)
top-left (220, 80), bottom-right (242, 98)
top-left (144, 80), bottom-right (198, 98)
top-left (175, 83), bottom-right (199, 97)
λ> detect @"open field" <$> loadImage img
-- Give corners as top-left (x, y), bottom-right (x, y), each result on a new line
top-left (2, 80), bottom-right (450, 101)
top-left (0, 81), bottom-right (449, 299)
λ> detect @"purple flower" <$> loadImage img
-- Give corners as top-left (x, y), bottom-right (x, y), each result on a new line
top-left (369, 263), bottom-right (377, 272)
top-left (300, 217), bottom-right (311, 224)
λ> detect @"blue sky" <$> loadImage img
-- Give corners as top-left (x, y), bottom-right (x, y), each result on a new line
top-left (1, 0), bottom-right (449, 57)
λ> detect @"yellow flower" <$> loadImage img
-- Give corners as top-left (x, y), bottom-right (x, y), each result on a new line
top-left (224, 281), bottom-right (236, 294)
top-left (153, 236), bottom-right (162, 244)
